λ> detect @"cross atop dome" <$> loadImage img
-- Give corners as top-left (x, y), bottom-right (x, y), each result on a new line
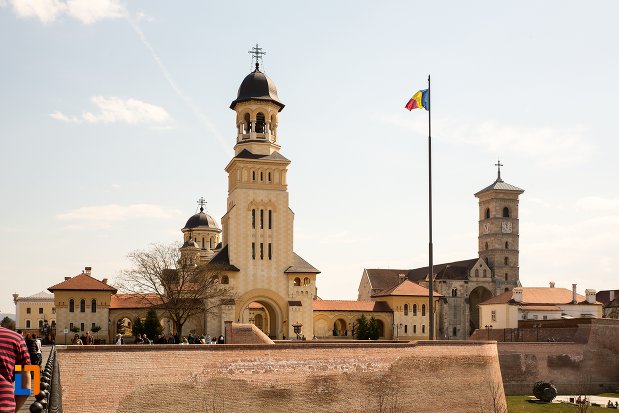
top-left (495, 159), bottom-right (503, 182)
top-left (248, 43), bottom-right (266, 71)
top-left (197, 196), bottom-right (207, 212)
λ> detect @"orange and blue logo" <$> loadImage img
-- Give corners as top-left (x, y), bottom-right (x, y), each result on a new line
top-left (14, 365), bottom-right (40, 396)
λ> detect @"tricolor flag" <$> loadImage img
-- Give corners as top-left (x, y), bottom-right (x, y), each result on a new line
top-left (405, 89), bottom-right (429, 111)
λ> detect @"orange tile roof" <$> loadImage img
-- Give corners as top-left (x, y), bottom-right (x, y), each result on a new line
top-left (312, 300), bottom-right (392, 312)
top-left (518, 305), bottom-right (562, 311)
top-left (480, 287), bottom-right (600, 306)
top-left (110, 294), bottom-right (162, 309)
top-left (371, 280), bottom-right (443, 298)
top-left (48, 273), bottom-right (117, 292)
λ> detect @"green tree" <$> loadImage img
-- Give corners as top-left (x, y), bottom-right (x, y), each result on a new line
top-left (133, 317), bottom-right (145, 338)
top-left (368, 317), bottom-right (380, 340)
top-left (143, 309), bottom-right (162, 341)
top-left (355, 314), bottom-right (369, 340)
top-left (0, 316), bottom-right (15, 330)
top-left (70, 326), bottom-right (80, 334)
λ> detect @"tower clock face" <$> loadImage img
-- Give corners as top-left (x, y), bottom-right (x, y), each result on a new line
top-left (501, 221), bottom-right (512, 233)
top-left (483, 223), bottom-right (490, 234)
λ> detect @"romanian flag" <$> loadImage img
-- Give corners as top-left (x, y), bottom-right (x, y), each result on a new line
top-left (405, 89), bottom-right (429, 111)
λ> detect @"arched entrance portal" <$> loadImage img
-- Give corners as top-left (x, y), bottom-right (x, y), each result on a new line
top-left (239, 298), bottom-right (280, 339)
top-left (468, 286), bottom-right (493, 334)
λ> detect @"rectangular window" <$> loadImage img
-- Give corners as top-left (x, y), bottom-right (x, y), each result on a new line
top-left (260, 243), bottom-right (264, 260)
top-left (70, 322), bottom-right (74, 330)
top-left (452, 327), bottom-right (457, 336)
top-left (543, 315), bottom-right (548, 320)
top-left (80, 323), bottom-right (84, 332)
top-left (27, 307), bottom-right (31, 314)
top-left (252, 242), bottom-right (255, 260)
top-left (260, 209), bottom-right (264, 229)
top-left (413, 325), bottom-right (417, 334)
top-left (252, 209), bottom-right (256, 229)
top-left (268, 243), bottom-right (272, 260)
top-left (91, 323), bottom-right (96, 330)
top-left (422, 325), bottom-right (426, 334)
top-left (39, 308), bottom-right (43, 314)
top-left (491, 310), bottom-right (497, 322)
top-left (26, 320), bottom-right (31, 328)
top-left (38, 320), bottom-right (44, 328)
top-left (268, 210), bottom-right (272, 229)
top-left (404, 325), bottom-right (408, 333)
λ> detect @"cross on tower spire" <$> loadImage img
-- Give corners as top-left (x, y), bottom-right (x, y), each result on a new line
top-left (248, 43), bottom-right (266, 71)
top-left (495, 159), bottom-right (504, 182)
top-left (197, 196), bottom-right (207, 212)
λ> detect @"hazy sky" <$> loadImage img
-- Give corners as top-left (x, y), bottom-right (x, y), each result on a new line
top-left (1, 1), bottom-right (618, 313)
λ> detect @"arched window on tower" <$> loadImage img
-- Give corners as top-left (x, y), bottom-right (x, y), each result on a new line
top-left (243, 113), bottom-right (251, 134)
top-left (504, 273), bottom-right (508, 281)
top-left (505, 241), bottom-right (509, 249)
top-left (252, 171), bottom-right (256, 181)
top-left (210, 238), bottom-right (214, 249)
top-left (503, 207), bottom-right (510, 217)
top-left (303, 277), bottom-right (310, 286)
top-left (485, 242), bottom-right (488, 250)
top-left (475, 269), bottom-right (479, 277)
top-left (256, 112), bottom-right (265, 134)
top-left (294, 277), bottom-right (301, 286)
top-left (252, 209), bottom-right (256, 229)
top-left (485, 208), bottom-right (490, 219)
top-left (451, 288), bottom-right (457, 297)
top-left (504, 257), bottom-right (509, 265)
top-left (202, 237), bottom-right (205, 249)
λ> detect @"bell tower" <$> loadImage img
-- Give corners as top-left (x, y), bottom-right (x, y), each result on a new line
top-left (475, 161), bottom-right (524, 291)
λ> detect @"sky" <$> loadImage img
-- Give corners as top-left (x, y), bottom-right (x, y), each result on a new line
top-left (1, 0), bottom-right (618, 313)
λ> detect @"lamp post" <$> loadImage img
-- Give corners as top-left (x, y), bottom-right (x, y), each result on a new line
top-left (292, 322), bottom-right (302, 340)
top-left (534, 323), bottom-right (541, 342)
top-left (484, 324), bottom-right (493, 340)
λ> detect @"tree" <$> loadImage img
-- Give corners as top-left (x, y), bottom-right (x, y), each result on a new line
top-left (368, 317), bottom-right (380, 340)
top-left (133, 317), bottom-right (145, 338)
top-left (70, 326), bottom-right (80, 334)
top-left (91, 325), bottom-right (102, 342)
top-left (143, 309), bottom-right (162, 340)
top-left (356, 315), bottom-right (369, 340)
top-left (1, 316), bottom-right (15, 330)
top-left (118, 242), bottom-right (231, 338)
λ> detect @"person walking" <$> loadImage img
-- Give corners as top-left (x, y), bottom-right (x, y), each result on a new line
top-left (33, 333), bottom-right (42, 366)
top-left (0, 326), bottom-right (32, 412)
top-left (24, 333), bottom-right (38, 365)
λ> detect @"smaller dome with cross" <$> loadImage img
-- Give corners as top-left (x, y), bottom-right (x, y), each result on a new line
top-left (230, 65), bottom-right (284, 111)
top-left (183, 207), bottom-right (220, 230)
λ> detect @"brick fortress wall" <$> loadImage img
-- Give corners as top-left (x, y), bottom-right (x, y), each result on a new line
top-left (56, 341), bottom-right (505, 413)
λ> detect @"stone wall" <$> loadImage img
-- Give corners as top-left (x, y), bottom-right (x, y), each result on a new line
top-left (56, 341), bottom-right (505, 413)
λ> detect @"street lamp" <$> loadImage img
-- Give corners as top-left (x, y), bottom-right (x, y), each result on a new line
top-left (484, 324), bottom-right (493, 340)
top-left (292, 322), bottom-right (302, 340)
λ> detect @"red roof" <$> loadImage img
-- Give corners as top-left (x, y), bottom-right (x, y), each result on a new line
top-left (110, 294), bottom-right (162, 309)
top-left (312, 300), bottom-right (392, 312)
top-left (48, 273), bottom-right (117, 292)
top-left (480, 287), bottom-right (601, 306)
top-left (372, 280), bottom-right (443, 298)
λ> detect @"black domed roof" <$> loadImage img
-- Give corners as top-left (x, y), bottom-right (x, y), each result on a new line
top-left (230, 64), bottom-right (284, 111)
top-left (183, 208), bottom-right (220, 230)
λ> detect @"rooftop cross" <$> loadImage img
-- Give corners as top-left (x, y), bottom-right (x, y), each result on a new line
top-left (495, 159), bottom-right (504, 181)
top-left (248, 43), bottom-right (266, 70)
top-left (197, 196), bottom-right (207, 212)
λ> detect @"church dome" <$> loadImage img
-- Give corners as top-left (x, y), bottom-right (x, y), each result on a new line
top-left (183, 208), bottom-right (220, 230)
top-left (230, 63), bottom-right (284, 111)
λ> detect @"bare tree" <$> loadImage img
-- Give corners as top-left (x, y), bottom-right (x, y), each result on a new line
top-left (479, 379), bottom-right (508, 413)
top-left (572, 375), bottom-right (592, 413)
top-left (118, 243), bottom-right (231, 337)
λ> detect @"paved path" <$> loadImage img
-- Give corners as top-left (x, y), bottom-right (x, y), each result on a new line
top-left (17, 346), bottom-right (52, 413)
top-left (554, 395), bottom-right (619, 407)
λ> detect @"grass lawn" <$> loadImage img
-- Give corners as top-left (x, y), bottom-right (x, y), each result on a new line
top-left (506, 396), bottom-right (608, 412)
top-left (596, 393), bottom-right (619, 398)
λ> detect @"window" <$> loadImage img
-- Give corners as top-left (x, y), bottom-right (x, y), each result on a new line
top-left (413, 325), bottom-right (417, 334)
top-left (210, 238), bottom-right (214, 249)
top-left (260, 209), bottom-right (264, 229)
top-left (252, 242), bottom-right (255, 259)
top-left (452, 327), bottom-right (457, 336)
top-left (80, 323), bottom-right (84, 332)
top-left (268, 210), bottom-right (272, 229)
top-left (69, 299), bottom-right (75, 313)
top-left (503, 207), bottom-right (510, 218)
top-left (483, 269), bottom-right (487, 277)
top-left (70, 323), bottom-right (74, 331)
top-left (485, 242), bottom-right (488, 250)
top-left (505, 241), bottom-right (509, 249)
top-left (504, 257), bottom-right (509, 265)
top-left (422, 325), bottom-right (426, 334)
top-left (221, 275), bottom-right (229, 284)
top-left (268, 172), bottom-right (271, 182)
top-left (91, 299), bottom-right (97, 313)
top-left (413, 304), bottom-right (417, 316)
top-left (256, 112), bottom-right (265, 133)
top-left (543, 315), bottom-right (548, 320)
top-left (252, 209), bottom-right (256, 229)
top-left (243, 113), bottom-right (251, 133)
top-left (422, 304), bottom-right (426, 316)
top-left (202, 237), bottom-right (205, 249)
top-left (303, 277), bottom-right (310, 286)
top-left (485, 208), bottom-right (490, 219)
top-left (260, 243), bottom-right (264, 260)
top-left (260, 171), bottom-right (263, 181)
top-left (294, 277), bottom-right (301, 286)
top-left (475, 269), bottom-right (479, 277)
top-left (252, 171), bottom-right (256, 181)
top-left (491, 310), bottom-right (497, 321)
top-left (91, 323), bottom-right (96, 330)
top-left (268, 243), bottom-right (272, 260)
top-left (80, 299), bottom-right (86, 313)
top-left (26, 307), bottom-right (31, 314)
top-left (404, 304), bottom-right (409, 316)
top-left (26, 320), bottom-right (31, 328)
top-left (505, 273), bottom-right (508, 281)
top-left (38, 307), bottom-right (43, 314)
top-left (404, 325), bottom-right (408, 333)
top-left (451, 288), bottom-right (457, 297)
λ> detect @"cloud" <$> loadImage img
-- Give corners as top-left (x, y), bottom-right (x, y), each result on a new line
top-left (50, 96), bottom-right (171, 125)
top-left (57, 204), bottom-right (181, 229)
top-left (377, 113), bottom-right (595, 167)
top-left (4, 0), bottom-right (125, 24)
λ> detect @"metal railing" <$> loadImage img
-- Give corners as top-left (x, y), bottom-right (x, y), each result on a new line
top-left (29, 346), bottom-right (62, 413)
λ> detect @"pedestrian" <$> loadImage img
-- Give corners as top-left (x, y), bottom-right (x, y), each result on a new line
top-left (180, 337), bottom-right (189, 345)
top-left (0, 326), bottom-right (32, 412)
top-left (33, 333), bottom-right (42, 366)
top-left (84, 332), bottom-right (92, 345)
top-left (115, 334), bottom-right (124, 345)
top-left (217, 335), bottom-right (225, 344)
top-left (142, 334), bottom-right (151, 344)
top-left (71, 334), bottom-right (83, 345)
top-left (135, 334), bottom-right (144, 344)
top-left (24, 333), bottom-right (38, 365)
top-left (167, 335), bottom-right (175, 344)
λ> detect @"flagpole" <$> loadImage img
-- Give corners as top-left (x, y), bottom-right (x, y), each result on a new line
top-left (428, 74), bottom-right (434, 341)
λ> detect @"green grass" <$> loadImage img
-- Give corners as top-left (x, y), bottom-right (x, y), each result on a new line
top-left (506, 396), bottom-right (607, 413)
top-left (595, 393), bottom-right (619, 398)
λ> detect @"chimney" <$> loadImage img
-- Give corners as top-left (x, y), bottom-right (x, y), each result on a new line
top-left (585, 289), bottom-right (596, 304)
top-left (102, 278), bottom-right (108, 284)
top-left (572, 284), bottom-right (577, 304)
top-left (512, 287), bottom-right (523, 303)
top-left (64, 277), bottom-right (71, 280)
top-left (549, 281), bottom-right (555, 288)
top-left (398, 274), bottom-right (406, 284)
top-left (84, 267), bottom-right (92, 275)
